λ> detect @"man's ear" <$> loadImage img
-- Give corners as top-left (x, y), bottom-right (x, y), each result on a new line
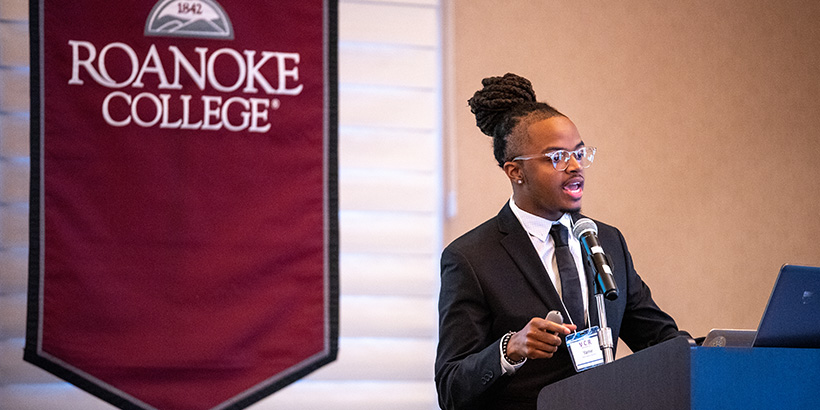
top-left (503, 161), bottom-right (523, 184)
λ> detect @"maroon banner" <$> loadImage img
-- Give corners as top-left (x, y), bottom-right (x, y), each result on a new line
top-left (25, 1), bottom-right (338, 409)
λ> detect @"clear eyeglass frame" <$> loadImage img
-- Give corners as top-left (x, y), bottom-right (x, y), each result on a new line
top-left (511, 146), bottom-right (597, 171)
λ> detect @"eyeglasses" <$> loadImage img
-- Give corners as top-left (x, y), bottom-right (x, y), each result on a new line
top-left (511, 146), bottom-right (597, 171)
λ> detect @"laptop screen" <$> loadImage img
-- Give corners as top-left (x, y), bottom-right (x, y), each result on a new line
top-left (753, 264), bottom-right (820, 348)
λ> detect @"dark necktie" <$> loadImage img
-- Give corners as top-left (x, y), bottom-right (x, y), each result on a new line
top-left (550, 224), bottom-right (585, 328)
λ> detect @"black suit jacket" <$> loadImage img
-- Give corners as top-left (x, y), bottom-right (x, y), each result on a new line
top-left (435, 202), bottom-right (687, 410)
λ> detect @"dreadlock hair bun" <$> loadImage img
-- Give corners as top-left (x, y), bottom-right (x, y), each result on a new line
top-left (468, 73), bottom-right (537, 138)
top-left (467, 73), bottom-right (564, 167)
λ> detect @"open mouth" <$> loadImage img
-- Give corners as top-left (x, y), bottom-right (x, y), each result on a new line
top-left (563, 179), bottom-right (584, 199)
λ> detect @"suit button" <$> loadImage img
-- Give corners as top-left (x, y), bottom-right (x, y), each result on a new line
top-left (481, 371), bottom-right (494, 384)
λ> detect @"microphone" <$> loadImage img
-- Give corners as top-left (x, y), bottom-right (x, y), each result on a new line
top-left (572, 217), bottom-right (619, 300)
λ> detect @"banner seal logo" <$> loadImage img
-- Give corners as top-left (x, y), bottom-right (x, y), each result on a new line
top-left (145, 0), bottom-right (234, 40)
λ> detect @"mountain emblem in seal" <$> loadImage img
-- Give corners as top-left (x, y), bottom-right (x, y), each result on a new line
top-left (145, 0), bottom-right (234, 40)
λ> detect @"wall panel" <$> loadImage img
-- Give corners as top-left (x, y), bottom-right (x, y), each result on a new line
top-left (446, 0), bottom-right (820, 346)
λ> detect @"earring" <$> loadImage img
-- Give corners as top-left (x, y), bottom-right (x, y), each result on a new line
top-left (517, 180), bottom-right (523, 184)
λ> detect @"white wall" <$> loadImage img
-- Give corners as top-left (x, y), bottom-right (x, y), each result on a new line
top-left (0, 1), bottom-right (443, 409)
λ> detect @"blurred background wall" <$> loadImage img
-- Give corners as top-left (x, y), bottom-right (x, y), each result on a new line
top-left (443, 0), bottom-right (820, 348)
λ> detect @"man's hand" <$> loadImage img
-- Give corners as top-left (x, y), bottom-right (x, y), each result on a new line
top-left (505, 317), bottom-right (576, 361)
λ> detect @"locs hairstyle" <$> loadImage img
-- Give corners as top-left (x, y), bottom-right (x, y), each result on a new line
top-left (467, 73), bottom-right (565, 167)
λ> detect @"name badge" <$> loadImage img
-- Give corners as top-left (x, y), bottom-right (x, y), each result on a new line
top-left (566, 326), bottom-right (605, 372)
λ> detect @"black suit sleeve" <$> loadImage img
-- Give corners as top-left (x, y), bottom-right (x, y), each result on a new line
top-left (435, 246), bottom-right (508, 410)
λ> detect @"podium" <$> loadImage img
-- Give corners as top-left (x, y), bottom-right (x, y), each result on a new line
top-left (538, 337), bottom-right (820, 410)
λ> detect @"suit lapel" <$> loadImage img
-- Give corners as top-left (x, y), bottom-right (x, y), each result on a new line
top-left (497, 203), bottom-right (566, 314)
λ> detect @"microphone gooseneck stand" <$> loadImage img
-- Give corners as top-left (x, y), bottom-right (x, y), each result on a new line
top-left (595, 290), bottom-right (615, 364)
top-left (572, 215), bottom-right (619, 364)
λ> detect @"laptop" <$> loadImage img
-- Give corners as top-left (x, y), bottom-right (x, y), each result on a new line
top-left (701, 264), bottom-right (820, 348)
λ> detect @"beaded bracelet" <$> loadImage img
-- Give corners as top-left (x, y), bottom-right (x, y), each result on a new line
top-left (502, 331), bottom-right (526, 365)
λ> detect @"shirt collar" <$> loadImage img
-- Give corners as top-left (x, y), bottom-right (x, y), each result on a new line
top-left (509, 196), bottom-right (574, 243)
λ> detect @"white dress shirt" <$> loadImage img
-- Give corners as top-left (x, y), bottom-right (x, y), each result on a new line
top-left (500, 198), bottom-right (590, 375)
top-left (508, 197), bottom-right (589, 324)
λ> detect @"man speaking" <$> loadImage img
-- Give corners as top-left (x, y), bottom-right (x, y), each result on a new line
top-left (435, 73), bottom-right (691, 410)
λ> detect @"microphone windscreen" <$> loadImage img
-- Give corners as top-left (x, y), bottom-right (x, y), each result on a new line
top-left (572, 217), bottom-right (598, 239)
